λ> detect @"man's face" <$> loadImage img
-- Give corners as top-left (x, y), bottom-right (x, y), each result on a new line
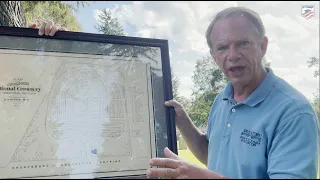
top-left (210, 15), bottom-right (268, 87)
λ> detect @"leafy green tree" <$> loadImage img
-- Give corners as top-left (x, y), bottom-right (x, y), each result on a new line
top-left (22, 1), bottom-right (83, 31)
top-left (178, 96), bottom-right (192, 112)
top-left (95, 9), bottom-right (125, 36)
top-left (191, 56), bottom-right (227, 96)
top-left (188, 90), bottom-right (219, 127)
top-left (0, 1), bottom-right (88, 29)
top-left (188, 56), bottom-right (227, 126)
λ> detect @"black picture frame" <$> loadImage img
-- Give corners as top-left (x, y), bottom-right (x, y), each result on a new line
top-left (0, 26), bottom-right (177, 179)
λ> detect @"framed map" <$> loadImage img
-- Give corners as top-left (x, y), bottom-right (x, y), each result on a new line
top-left (0, 26), bottom-right (177, 179)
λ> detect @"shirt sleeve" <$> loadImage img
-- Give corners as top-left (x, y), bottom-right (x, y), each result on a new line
top-left (267, 113), bottom-right (319, 179)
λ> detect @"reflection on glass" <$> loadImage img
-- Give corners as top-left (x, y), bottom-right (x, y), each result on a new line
top-left (0, 45), bottom-right (158, 178)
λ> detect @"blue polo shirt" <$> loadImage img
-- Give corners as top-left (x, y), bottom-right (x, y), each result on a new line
top-left (206, 68), bottom-right (319, 179)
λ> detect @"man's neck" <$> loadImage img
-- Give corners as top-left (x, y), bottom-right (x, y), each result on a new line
top-left (233, 67), bottom-right (268, 103)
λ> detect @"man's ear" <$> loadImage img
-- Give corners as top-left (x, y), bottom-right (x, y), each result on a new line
top-left (261, 36), bottom-right (268, 57)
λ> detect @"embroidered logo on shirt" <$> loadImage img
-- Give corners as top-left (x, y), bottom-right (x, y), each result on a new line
top-left (239, 129), bottom-right (262, 147)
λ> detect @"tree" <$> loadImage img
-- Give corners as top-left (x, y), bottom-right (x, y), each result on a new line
top-left (188, 56), bottom-right (227, 126)
top-left (93, 7), bottom-right (160, 66)
top-left (191, 56), bottom-right (227, 96)
top-left (171, 69), bottom-right (180, 100)
top-left (22, 1), bottom-right (83, 32)
top-left (188, 90), bottom-right (219, 127)
top-left (169, 66), bottom-right (192, 110)
top-left (307, 57), bottom-right (319, 119)
top-left (178, 96), bottom-right (192, 112)
top-left (0, 1), bottom-right (88, 29)
top-left (95, 9), bottom-right (125, 36)
top-left (0, 1), bottom-right (26, 27)
top-left (307, 57), bottom-right (319, 78)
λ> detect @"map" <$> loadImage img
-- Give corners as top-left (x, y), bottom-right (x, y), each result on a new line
top-left (0, 49), bottom-right (156, 178)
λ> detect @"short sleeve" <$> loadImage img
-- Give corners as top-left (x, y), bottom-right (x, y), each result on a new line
top-left (267, 113), bottom-right (319, 179)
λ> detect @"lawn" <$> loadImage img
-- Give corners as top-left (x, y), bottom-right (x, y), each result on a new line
top-left (178, 149), bottom-right (206, 168)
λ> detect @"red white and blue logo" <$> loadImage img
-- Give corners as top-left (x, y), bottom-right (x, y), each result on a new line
top-left (301, 5), bottom-right (315, 19)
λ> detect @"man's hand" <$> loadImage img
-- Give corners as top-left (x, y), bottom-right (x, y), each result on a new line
top-left (26, 21), bottom-right (67, 36)
top-left (146, 147), bottom-right (226, 179)
top-left (164, 99), bottom-right (189, 126)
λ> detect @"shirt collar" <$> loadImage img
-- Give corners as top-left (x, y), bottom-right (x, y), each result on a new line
top-left (222, 67), bottom-right (278, 107)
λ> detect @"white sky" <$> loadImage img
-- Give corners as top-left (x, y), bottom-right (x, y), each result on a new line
top-left (90, 1), bottom-right (319, 101)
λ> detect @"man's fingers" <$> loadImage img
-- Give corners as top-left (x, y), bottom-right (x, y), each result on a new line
top-left (37, 21), bottom-right (68, 36)
top-left (149, 158), bottom-right (180, 169)
top-left (49, 24), bottom-right (60, 36)
top-left (59, 27), bottom-right (68, 31)
top-left (38, 21), bottom-right (47, 35)
top-left (164, 147), bottom-right (180, 160)
top-left (45, 20), bottom-right (54, 35)
top-left (146, 168), bottom-right (179, 178)
top-left (26, 23), bottom-right (36, 28)
top-left (164, 99), bottom-right (183, 108)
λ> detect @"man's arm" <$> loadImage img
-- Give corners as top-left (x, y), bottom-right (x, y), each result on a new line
top-left (165, 100), bottom-right (209, 165)
top-left (267, 113), bottom-right (319, 179)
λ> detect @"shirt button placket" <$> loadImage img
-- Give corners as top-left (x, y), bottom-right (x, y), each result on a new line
top-left (223, 107), bottom-right (236, 140)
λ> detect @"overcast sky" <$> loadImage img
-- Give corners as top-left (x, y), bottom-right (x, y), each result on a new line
top-left (73, 1), bottom-right (319, 100)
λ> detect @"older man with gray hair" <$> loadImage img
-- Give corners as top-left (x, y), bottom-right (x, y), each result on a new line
top-left (147, 6), bottom-right (319, 179)
top-left (31, 6), bottom-right (319, 179)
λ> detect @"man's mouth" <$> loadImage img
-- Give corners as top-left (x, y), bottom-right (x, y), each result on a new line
top-left (228, 66), bottom-right (245, 72)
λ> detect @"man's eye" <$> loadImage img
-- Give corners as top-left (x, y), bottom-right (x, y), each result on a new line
top-left (239, 40), bottom-right (250, 46)
top-left (217, 46), bottom-right (227, 51)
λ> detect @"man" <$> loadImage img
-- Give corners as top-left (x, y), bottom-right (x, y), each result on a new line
top-left (31, 8), bottom-right (319, 178)
top-left (146, 7), bottom-right (319, 179)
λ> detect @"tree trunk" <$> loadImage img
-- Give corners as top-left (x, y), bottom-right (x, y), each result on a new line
top-left (0, 1), bottom-right (26, 27)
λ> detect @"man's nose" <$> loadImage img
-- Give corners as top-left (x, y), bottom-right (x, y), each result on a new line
top-left (227, 45), bottom-right (241, 62)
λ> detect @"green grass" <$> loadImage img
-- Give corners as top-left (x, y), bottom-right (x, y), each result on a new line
top-left (178, 148), bottom-right (206, 168)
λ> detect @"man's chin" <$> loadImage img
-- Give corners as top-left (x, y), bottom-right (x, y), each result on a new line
top-left (229, 78), bottom-right (246, 87)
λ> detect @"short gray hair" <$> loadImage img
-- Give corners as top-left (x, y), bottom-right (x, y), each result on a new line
top-left (205, 7), bottom-right (266, 50)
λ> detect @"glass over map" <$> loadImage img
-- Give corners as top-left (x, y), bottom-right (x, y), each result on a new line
top-left (0, 49), bottom-right (157, 178)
